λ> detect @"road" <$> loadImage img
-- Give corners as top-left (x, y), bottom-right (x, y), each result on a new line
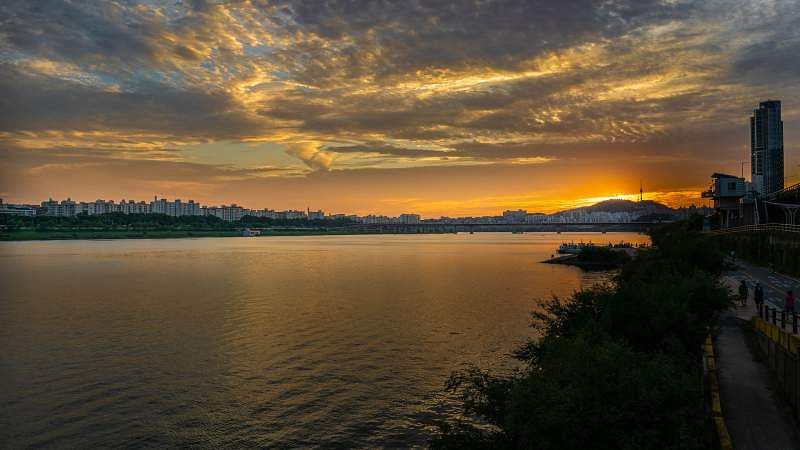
top-left (727, 259), bottom-right (799, 312)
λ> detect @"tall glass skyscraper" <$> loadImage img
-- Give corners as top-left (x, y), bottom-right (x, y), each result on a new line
top-left (750, 100), bottom-right (784, 194)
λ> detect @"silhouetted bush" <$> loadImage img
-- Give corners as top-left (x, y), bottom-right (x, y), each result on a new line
top-left (576, 246), bottom-right (630, 265)
top-left (433, 221), bottom-right (730, 449)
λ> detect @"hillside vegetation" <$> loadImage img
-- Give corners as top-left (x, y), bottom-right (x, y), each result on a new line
top-left (433, 216), bottom-right (730, 449)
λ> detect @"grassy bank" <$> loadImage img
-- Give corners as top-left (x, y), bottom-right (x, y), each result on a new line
top-left (0, 229), bottom-right (242, 240)
top-left (0, 213), bottom-right (365, 241)
top-left (433, 216), bottom-right (730, 449)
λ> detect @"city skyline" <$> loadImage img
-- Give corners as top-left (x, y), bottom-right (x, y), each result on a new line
top-left (1, 1), bottom-right (799, 216)
top-left (1, 192), bottom-right (703, 224)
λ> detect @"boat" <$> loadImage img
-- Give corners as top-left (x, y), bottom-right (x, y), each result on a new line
top-left (242, 228), bottom-right (262, 237)
top-left (557, 242), bottom-right (594, 254)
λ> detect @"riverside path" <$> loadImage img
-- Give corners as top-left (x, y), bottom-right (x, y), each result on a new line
top-left (728, 259), bottom-right (800, 330)
top-left (716, 263), bottom-right (800, 449)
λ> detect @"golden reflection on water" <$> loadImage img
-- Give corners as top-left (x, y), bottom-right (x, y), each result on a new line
top-left (0, 232), bottom-right (649, 447)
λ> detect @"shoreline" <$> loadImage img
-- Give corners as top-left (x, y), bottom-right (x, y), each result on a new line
top-left (0, 229), bottom-right (643, 242)
top-left (541, 248), bottom-right (636, 270)
top-left (0, 229), bottom-right (444, 241)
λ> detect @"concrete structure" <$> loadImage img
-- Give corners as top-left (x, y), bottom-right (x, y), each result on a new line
top-left (118, 200), bottom-right (151, 214)
top-left (40, 198), bottom-right (76, 217)
top-left (153, 197), bottom-right (202, 217)
top-left (703, 173), bottom-right (748, 228)
top-left (0, 199), bottom-right (36, 216)
top-left (205, 204), bottom-right (244, 221)
top-left (75, 199), bottom-right (117, 215)
top-left (283, 210), bottom-right (307, 220)
top-left (502, 209), bottom-right (527, 223)
top-left (399, 214), bottom-right (420, 224)
top-left (751, 100), bottom-right (784, 195)
top-left (525, 213), bottom-right (547, 224)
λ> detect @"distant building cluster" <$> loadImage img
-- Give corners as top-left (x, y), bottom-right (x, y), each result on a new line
top-left (2, 195), bottom-right (689, 225)
top-left (0, 196), bottom-right (325, 222)
top-left (0, 199), bottom-right (37, 217)
top-left (0, 196), bottom-right (427, 224)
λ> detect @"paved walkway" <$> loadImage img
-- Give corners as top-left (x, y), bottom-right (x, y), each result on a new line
top-left (727, 259), bottom-right (799, 312)
top-left (716, 309), bottom-right (800, 449)
top-left (716, 263), bottom-right (800, 449)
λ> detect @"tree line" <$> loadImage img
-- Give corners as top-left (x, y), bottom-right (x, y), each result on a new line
top-left (433, 215), bottom-right (730, 449)
top-left (0, 213), bottom-right (356, 231)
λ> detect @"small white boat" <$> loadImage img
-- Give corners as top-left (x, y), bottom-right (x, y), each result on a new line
top-left (557, 242), bottom-right (594, 254)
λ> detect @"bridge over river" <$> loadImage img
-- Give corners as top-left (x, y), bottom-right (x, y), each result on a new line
top-left (336, 221), bottom-right (661, 234)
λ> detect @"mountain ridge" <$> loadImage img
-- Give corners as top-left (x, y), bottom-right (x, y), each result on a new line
top-left (554, 199), bottom-right (676, 216)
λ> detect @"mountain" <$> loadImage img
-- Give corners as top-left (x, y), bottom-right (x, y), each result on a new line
top-left (575, 199), bottom-right (675, 214)
top-left (553, 199), bottom-right (677, 221)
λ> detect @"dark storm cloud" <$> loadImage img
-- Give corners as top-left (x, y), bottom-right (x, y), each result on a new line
top-left (0, 64), bottom-right (266, 138)
top-left (1, 1), bottom-right (164, 68)
top-left (0, 0), bottom-right (798, 183)
top-left (732, 36), bottom-right (800, 84)
top-left (266, 0), bottom-right (685, 78)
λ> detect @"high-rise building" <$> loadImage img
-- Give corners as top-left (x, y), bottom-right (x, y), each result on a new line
top-left (750, 100), bottom-right (784, 195)
top-left (502, 209), bottom-right (527, 223)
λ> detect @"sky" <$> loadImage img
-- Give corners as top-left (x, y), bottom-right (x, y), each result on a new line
top-left (1, 0), bottom-right (799, 217)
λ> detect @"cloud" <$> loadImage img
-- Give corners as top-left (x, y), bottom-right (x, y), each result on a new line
top-left (285, 142), bottom-right (335, 170)
top-left (0, 0), bottom-right (799, 213)
top-left (324, 143), bottom-right (448, 158)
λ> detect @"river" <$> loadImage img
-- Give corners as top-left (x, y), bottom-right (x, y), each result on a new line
top-left (0, 232), bottom-right (649, 448)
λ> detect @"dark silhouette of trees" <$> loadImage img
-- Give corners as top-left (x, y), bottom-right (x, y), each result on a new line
top-left (433, 218), bottom-right (730, 449)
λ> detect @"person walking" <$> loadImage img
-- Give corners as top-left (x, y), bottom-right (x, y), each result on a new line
top-left (754, 282), bottom-right (764, 311)
top-left (786, 290), bottom-right (797, 314)
top-left (738, 280), bottom-right (748, 307)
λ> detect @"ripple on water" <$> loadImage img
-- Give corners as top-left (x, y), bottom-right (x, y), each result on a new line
top-left (0, 233), bottom-right (647, 447)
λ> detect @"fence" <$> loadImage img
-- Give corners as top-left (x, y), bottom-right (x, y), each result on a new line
top-left (752, 314), bottom-right (800, 422)
top-left (705, 223), bottom-right (800, 235)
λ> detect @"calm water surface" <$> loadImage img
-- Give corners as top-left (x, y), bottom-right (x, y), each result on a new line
top-left (0, 232), bottom-right (648, 448)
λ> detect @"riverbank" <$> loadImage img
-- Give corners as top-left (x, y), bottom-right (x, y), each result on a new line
top-left (433, 217), bottom-right (731, 448)
top-left (0, 228), bottom-right (459, 241)
top-left (0, 230), bottom-right (242, 240)
top-left (541, 246), bottom-right (633, 270)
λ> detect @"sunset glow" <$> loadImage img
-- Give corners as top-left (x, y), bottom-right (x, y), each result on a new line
top-left (1, 0), bottom-right (798, 216)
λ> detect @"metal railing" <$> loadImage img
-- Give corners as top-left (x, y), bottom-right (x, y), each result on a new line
top-left (705, 223), bottom-right (800, 235)
top-left (767, 182), bottom-right (800, 201)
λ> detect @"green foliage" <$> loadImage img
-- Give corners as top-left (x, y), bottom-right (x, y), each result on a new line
top-left (714, 231), bottom-right (800, 278)
top-left (576, 246), bottom-right (630, 265)
top-left (433, 221), bottom-right (729, 449)
top-left (240, 215), bottom-right (355, 227)
top-left (0, 212), bottom-right (232, 231)
top-left (0, 212), bottom-right (355, 232)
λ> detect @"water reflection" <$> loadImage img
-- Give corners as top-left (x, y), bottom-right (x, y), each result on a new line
top-left (0, 232), bottom-right (648, 447)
